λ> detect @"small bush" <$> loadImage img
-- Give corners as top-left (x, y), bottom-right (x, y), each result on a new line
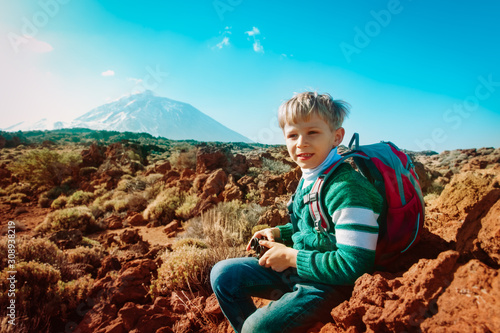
top-left (262, 157), bottom-right (292, 175)
top-left (0, 261), bottom-right (61, 331)
top-left (143, 187), bottom-right (184, 224)
top-left (38, 193), bottom-right (52, 208)
top-left (173, 238), bottom-right (208, 250)
top-left (175, 194), bottom-right (200, 220)
top-left (36, 206), bottom-right (98, 234)
top-left (152, 244), bottom-right (241, 296)
top-left (182, 201), bottom-right (265, 247)
top-left (17, 237), bottom-right (64, 266)
top-left (65, 245), bottom-right (105, 269)
top-left (116, 177), bottom-right (147, 192)
top-left (67, 190), bottom-right (94, 207)
top-left (79, 166), bottom-right (98, 177)
top-left (8, 148), bottom-right (82, 187)
top-left (57, 274), bottom-right (94, 318)
top-left (169, 146), bottom-right (197, 170)
top-left (51, 195), bottom-right (68, 210)
top-left (7, 192), bottom-right (28, 204)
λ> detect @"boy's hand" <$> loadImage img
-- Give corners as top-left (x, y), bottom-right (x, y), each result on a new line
top-left (258, 241), bottom-right (298, 272)
top-left (246, 228), bottom-right (280, 251)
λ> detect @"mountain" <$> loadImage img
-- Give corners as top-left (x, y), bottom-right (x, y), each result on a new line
top-left (3, 91), bottom-right (252, 143)
top-left (70, 91), bottom-right (251, 142)
top-left (3, 119), bottom-right (68, 132)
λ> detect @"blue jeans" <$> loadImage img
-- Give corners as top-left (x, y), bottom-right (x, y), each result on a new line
top-left (210, 257), bottom-right (352, 333)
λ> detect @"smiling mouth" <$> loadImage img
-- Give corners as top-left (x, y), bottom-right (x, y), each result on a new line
top-left (297, 153), bottom-right (313, 160)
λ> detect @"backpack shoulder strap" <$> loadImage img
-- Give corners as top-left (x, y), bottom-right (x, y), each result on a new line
top-left (304, 156), bottom-right (351, 232)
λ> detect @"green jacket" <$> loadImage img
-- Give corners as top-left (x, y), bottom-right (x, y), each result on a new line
top-left (278, 163), bottom-right (383, 285)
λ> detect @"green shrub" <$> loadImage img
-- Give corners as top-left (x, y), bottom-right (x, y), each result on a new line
top-left (38, 192), bottom-right (52, 208)
top-left (17, 237), bottom-right (64, 266)
top-left (262, 157), bottom-right (292, 175)
top-left (79, 166), bottom-right (98, 177)
top-left (7, 148), bottom-right (82, 187)
top-left (51, 195), bottom-right (68, 209)
top-left (67, 190), bottom-right (94, 207)
top-left (57, 274), bottom-right (94, 318)
top-left (35, 206), bottom-right (98, 234)
top-left (0, 261), bottom-right (61, 332)
top-left (175, 194), bottom-right (200, 220)
top-left (143, 187), bottom-right (184, 224)
top-left (169, 146), bottom-right (197, 169)
top-left (65, 245), bottom-right (105, 268)
top-left (173, 238), bottom-right (208, 250)
top-left (116, 177), bottom-right (147, 192)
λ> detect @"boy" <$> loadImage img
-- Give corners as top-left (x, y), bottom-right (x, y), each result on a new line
top-left (210, 92), bottom-right (383, 333)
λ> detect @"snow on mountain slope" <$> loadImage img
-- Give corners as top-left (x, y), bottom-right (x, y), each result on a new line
top-left (70, 90), bottom-right (251, 142)
top-left (3, 91), bottom-right (252, 143)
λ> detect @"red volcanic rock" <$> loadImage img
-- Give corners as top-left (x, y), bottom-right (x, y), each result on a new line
top-left (431, 171), bottom-right (499, 222)
top-left (80, 143), bottom-right (106, 168)
top-left (105, 214), bottom-right (123, 230)
top-left (117, 302), bottom-right (148, 331)
top-left (456, 189), bottom-right (500, 266)
top-left (196, 146), bottom-right (229, 173)
top-left (420, 259), bottom-right (500, 332)
top-left (126, 213), bottom-right (147, 226)
top-left (328, 251), bottom-right (460, 332)
top-left (48, 228), bottom-right (83, 249)
top-left (110, 259), bottom-right (157, 306)
top-left (222, 183), bottom-right (244, 202)
top-left (201, 168), bottom-right (228, 199)
top-left (180, 168), bottom-right (195, 179)
top-left (226, 153), bottom-right (249, 176)
top-left (163, 220), bottom-right (180, 234)
top-left (205, 293), bottom-right (222, 315)
top-left (257, 207), bottom-right (288, 227)
top-left (97, 255), bottom-right (122, 279)
top-left (77, 302), bottom-right (119, 333)
top-left (119, 228), bottom-right (142, 244)
top-left (155, 160), bottom-right (172, 174)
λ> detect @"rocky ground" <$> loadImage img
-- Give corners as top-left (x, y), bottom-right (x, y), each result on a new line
top-left (0, 135), bottom-right (499, 332)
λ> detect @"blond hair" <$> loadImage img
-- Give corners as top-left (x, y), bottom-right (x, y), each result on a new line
top-left (278, 92), bottom-right (350, 130)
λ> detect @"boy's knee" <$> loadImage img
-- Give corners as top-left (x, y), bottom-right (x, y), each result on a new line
top-left (241, 309), bottom-right (276, 333)
top-left (210, 259), bottom-right (238, 292)
top-left (210, 261), bottom-right (225, 290)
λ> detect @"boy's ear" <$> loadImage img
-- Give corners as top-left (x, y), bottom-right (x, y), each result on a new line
top-left (333, 127), bottom-right (345, 147)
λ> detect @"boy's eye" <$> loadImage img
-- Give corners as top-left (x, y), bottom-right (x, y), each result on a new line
top-left (287, 134), bottom-right (298, 139)
top-left (308, 131), bottom-right (318, 135)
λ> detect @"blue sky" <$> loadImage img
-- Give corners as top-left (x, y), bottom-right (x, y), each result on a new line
top-left (1, 0), bottom-right (499, 151)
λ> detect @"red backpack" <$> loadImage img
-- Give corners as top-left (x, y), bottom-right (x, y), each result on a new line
top-left (288, 133), bottom-right (425, 266)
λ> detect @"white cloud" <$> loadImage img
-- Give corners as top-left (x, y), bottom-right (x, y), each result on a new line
top-left (212, 27), bottom-right (232, 50)
top-left (253, 40), bottom-right (264, 53)
top-left (245, 27), bottom-right (260, 37)
top-left (245, 27), bottom-right (264, 53)
top-left (215, 36), bottom-right (230, 49)
top-left (101, 70), bottom-right (115, 77)
top-left (127, 77), bottom-right (143, 84)
top-left (22, 35), bottom-right (53, 53)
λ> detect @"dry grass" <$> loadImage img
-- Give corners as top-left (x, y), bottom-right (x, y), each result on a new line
top-left (152, 244), bottom-right (242, 297)
top-left (182, 201), bottom-right (265, 247)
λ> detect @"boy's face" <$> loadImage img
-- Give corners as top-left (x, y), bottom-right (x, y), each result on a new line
top-left (283, 114), bottom-right (345, 169)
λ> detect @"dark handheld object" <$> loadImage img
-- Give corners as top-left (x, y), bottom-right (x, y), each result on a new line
top-left (250, 236), bottom-right (268, 258)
